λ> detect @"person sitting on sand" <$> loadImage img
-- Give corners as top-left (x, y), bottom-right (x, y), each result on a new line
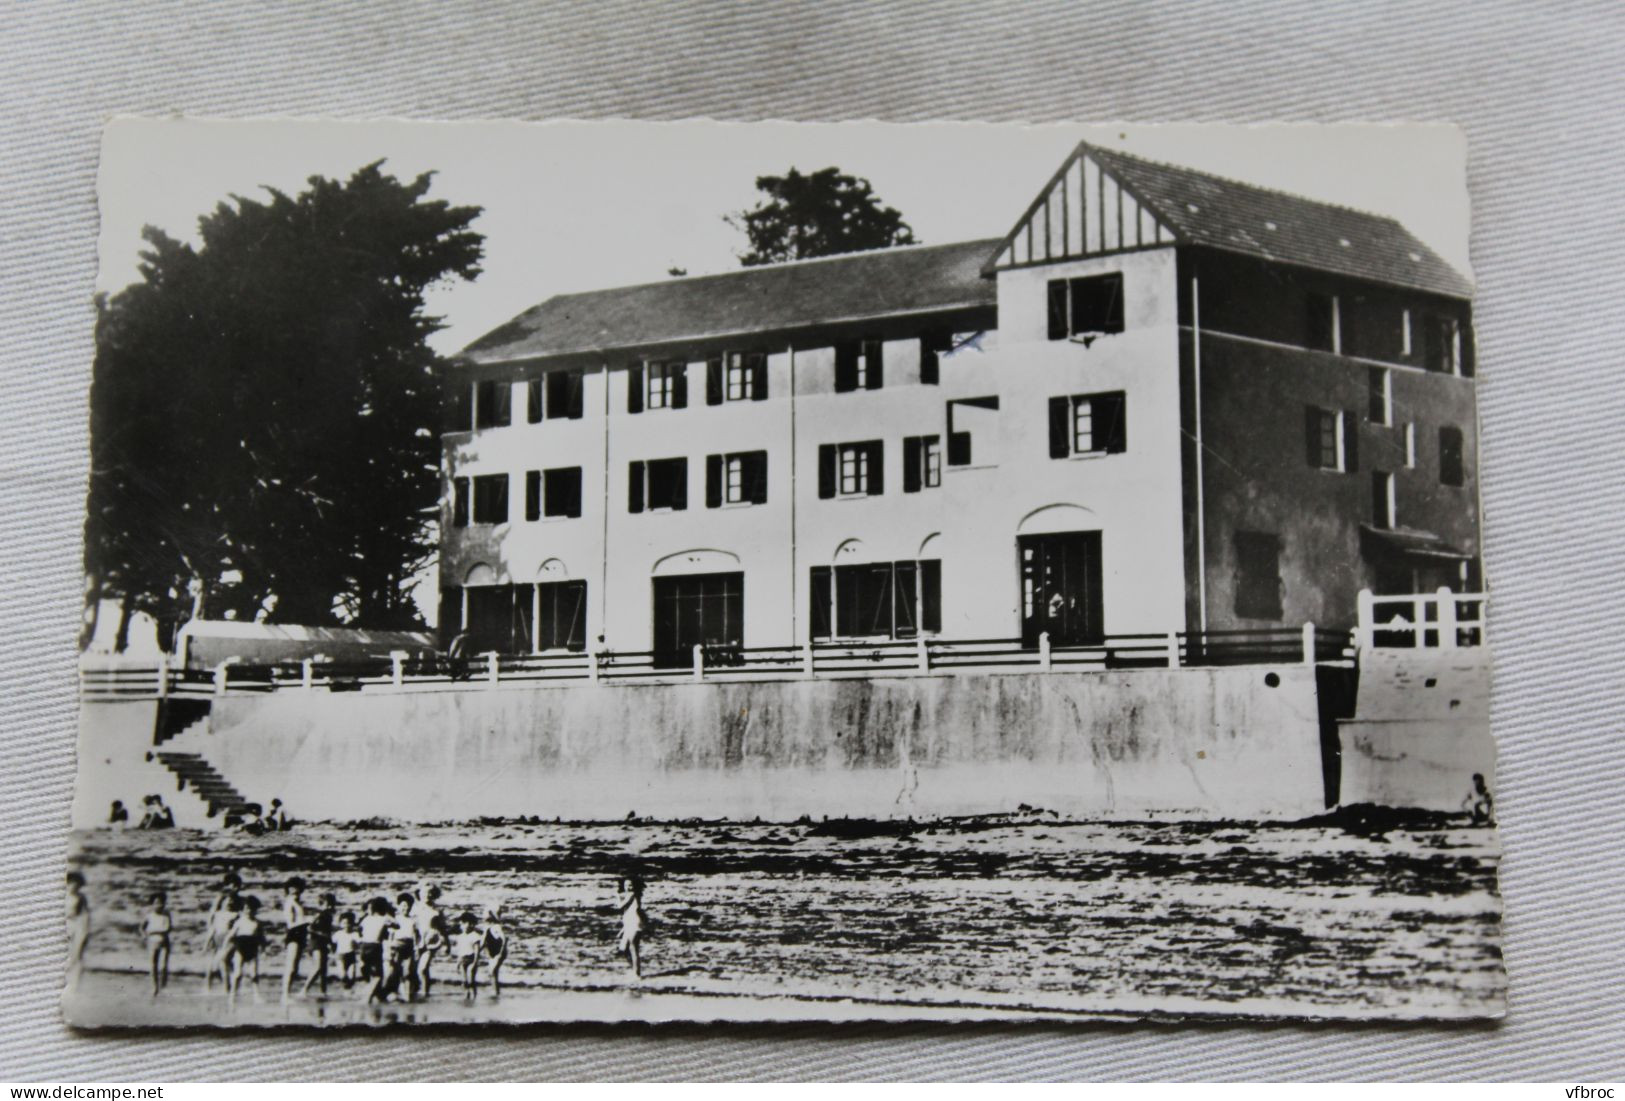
top-left (107, 800), bottom-right (128, 829)
top-left (138, 794), bottom-right (174, 830)
top-left (1462, 773), bottom-right (1495, 825)
top-left (480, 907), bottom-right (507, 994)
top-left (449, 911), bottom-right (482, 998)
top-left (616, 875), bottom-right (647, 980)
top-left (301, 892), bottom-right (337, 996)
top-left (227, 895), bottom-right (266, 994)
top-left (280, 877), bottom-right (310, 1001)
top-left (358, 897), bottom-right (394, 1000)
top-left (235, 804), bottom-right (264, 834)
top-left (65, 871), bottom-right (90, 993)
top-left (331, 911), bottom-right (361, 989)
top-left (140, 890), bottom-right (172, 996)
top-left (267, 798), bottom-right (289, 832)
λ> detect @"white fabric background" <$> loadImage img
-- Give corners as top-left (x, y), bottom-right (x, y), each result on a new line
top-left (3, 0), bottom-right (1622, 1081)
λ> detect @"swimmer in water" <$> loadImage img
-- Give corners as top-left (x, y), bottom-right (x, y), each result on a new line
top-left (140, 890), bottom-right (172, 995)
top-left (65, 871), bottom-right (90, 992)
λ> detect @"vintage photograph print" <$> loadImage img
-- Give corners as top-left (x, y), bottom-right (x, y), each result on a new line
top-left (69, 120), bottom-right (1503, 1026)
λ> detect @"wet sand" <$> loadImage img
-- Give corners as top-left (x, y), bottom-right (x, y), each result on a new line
top-left (65, 817), bottom-right (1506, 1025)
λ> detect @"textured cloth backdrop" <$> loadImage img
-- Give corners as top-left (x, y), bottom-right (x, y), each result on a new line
top-left (3, 0), bottom-right (1622, 1081)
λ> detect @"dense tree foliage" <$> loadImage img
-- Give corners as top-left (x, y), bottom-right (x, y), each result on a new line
top-left (728, 167), bottom-right (916, 266)
top-left (86, 163), bottom-right (483, 647)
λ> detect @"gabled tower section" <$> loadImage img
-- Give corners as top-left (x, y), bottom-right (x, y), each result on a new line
top-left (982, 143), bottom-right (1175, 274)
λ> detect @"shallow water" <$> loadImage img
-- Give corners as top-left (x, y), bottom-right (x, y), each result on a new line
top-left (66, 818), bottom-right (1505, 1021)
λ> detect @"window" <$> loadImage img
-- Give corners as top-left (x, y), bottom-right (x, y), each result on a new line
top-left (628, 361), bottom-right (687, 413)
top-left (903, 435), bottom-right (941, 492)
top-left (1368, 366), bottom-right (1391, 426)
top-left (543, 369), bottom-right (584, 420)
top-left (834, 340), bottom-right (884, 392)
top-left (810, 559), bottom-right (941, 640)
top-left (653, 572), bottom-right (743, 667)
top-left (1047, 274), bottom-right (1124, 340)
top-left (1234, 531), bottom-right (1283, 620)
top-left (1305, 407), bottom-right (1355, 472)
top-left (474, 379), bottom-right (512, 429)
top-left (628, 457), bottom-right (687, 513)
top-left (1372, 471), bottom-right (1395, 529)
top-left (919, 331), bottom-right (950, 385)
top-left (946, 396), bottom-right (999, 466)
top-left (706, 450), bottom-right (767, 507)
top-left (706, 352), bottom-right (767, 403)
top-left (1404, 422), bottom-right (1416, 468)
top-left (1439, 425), bottom-right (1465, 487)
top-left (536, 580), bottom-right (588, 652)
top-left (452, 477), bottom-right (470, 528)
top-left (817, 440), bottom-right (884, 498)
top-left (1422, 314), bottom-right (1459, 374)
top-left (544, 467), bottom-right (583, 518)
top-left (471, 474), bottom-right (509, 525)
top-left (1306, 292), bottom-right (1339, 353)
top-left (1048, 392), bottom-right (1127, 458)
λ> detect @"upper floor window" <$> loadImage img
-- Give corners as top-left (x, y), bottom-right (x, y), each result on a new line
top-left (1439, 425), bottom-right (1465, 487)
top-left (903, 435), bottom-right (941, 492)
top-left (518, 369), bottom-right (584, 421)
top-left (706, 450), bottom-right (768, 507)
top-left (834, 340), bottom-right (884, 392)
top-left (919, 331), bottom-right (951, 385)
top-left (707, 352), bottom-right (767, 404)
top-left (1306, 292), bottom-right (1339, 353)
top-left (1368, 366), bottom-right (1392, 426)
top-left (818, 440), bottom-right (884, 498)
top-left (1422, 314), bottom-right (1460, 375)
top-left (628, 361), bottom-right (688, 413)
top-left (1305, 406), bottom-right (1355, 472)
top-left (527, 466), bottom-right (583, 520)
top-left (946, 396), bottom-right (999, 466)
top-left (452, 473), bottom-right (507, 525)
top-left (628, 457), bottom-right (687, 513)
top-left (474, 379), bottom-right (513, 430)
top-left (1048, 392), bottom-right (1126, 458)
top-left (1047, 273), bottom-right (1124, 341)
top-left (1234, 531), bottom-right (1283, 620)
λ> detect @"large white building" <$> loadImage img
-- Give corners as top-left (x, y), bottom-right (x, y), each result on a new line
top-left (439, 143), bottom-right (1478, 666)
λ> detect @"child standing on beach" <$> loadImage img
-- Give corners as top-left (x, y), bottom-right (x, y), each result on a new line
top-left (414, 884), bottom-right (447, 997)
top-left (281, 877), bottom-right (310, 1000)
top-left (301, 892), bottom-right (337, 996)
top-left (140, 891), bottom-right (172, 995)
top-left (201, 874), bottom-right (241, 989)
top-left (359, 897), bottom-right (394, 1002)
top-left (227, 896), bottom-right (266, 995)
top-left (616, 875), bottom-right (647, 980)
top-left (480, 908), bottom-right (507, 995)
top-left (384, 891), bottom-right (420, 1001)
top-left (331, 911), bottom-right (360, 988)
top-left (65, 871), bottom-right (90, 993)
top-left (449, 911), bottom-right (482, 998)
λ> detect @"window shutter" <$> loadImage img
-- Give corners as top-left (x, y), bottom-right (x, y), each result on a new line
top-left (948, 431), bottom-right (972, 466)
top-left (448, 383), bottom-right (471, 431)
top-left (834, 343), bottom-right (857, 392)
top-left (920, 559), bottom-right (942, 633)
top-left (671, 459), bottom-right (688, 511)
top-left (706, 454), bottom-right (723, 508)
top-left (527, 378), bottom-right (544, 423)
top-left (569, 371), bottom-right (584, 418)
top-left (818, 444), bottom-right (836, 499)
top-left (628, 461), bottom-right (645, 513)
top-left (748, 451), bottom-right (768, 504)
top-left (867, 440), bottom-right (884, 495)
top-left (903, 436), bottom-right (922, 493)
top-left (751, 355), bottom-right (768, 401)
top-left (1049, 397), bottom-right (1070, 458)
top-left (438, 586), bottom-right (463, 640)
top-left (525, 470), bottom-right (541, 521)
top-left (1343, 412), bottom-right (1359, 472)
top-left (920, 333), bottom-right (942, 385)
top-left (671, 363), bottom-right (688, 408)
top-left (628, 365), bottom-right (644, 414)
top-left (453, 478), bottom-right (470, 528)
top-left (893, 560), bottom-right (918, 637)
top-left (1305, 406), bottom-right (1322, 467)
top-left (1047, 280), bottom-right (1069, 340)
top-left (865, 342), bottom-right (884, 390)
top-left (809, 566), bottom-right (833, 640)
top-left (492, 381), bottom-right (513, 426)
top-left (1104, 393), bottom-right (1127, 453)
top-left (491, 475), bottom-right (509, 523)
top-left (706, 357), bottom-right (723, 405)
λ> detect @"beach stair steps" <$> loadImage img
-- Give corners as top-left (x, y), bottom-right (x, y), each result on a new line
top-left (153, 749), bottom-right (252, 821)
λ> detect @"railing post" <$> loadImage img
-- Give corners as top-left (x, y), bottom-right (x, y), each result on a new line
top-left (1302, 622), bottom-right (1316, 667)
top-left (588, 646), bottom-right (601, 684)
top-left (156, 653), bottom-right (169, 698)
top-left (692, 643), bottom-right (704, 683)
top-left (1039, 630), bottom-right (1052, 671)
top-left (803, 640), bottom-right (815, 678)
top-left (486, 651), bottom-right (499, 687)
top-left (301, 658), bottom-right (314, 692)
top-left (213, 661), bottom-right (231, 697)
top-left (390, 650), bottom-right (406, 688)
top-left (1356, 588), bottom-right (1375, 652)
top-left (917, 635), bottom-right (930, 673)
top-left (1166, 630), bottom-right (1180, 669)
top-left (1436, 586), bottom-right (1458, 650)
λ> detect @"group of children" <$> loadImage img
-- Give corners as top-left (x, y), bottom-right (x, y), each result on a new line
top-left (141, 873), bottom-right (512, 1002)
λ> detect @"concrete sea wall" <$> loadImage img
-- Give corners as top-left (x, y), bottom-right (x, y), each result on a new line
top-left (181, 666), bottom-right (1328, 823)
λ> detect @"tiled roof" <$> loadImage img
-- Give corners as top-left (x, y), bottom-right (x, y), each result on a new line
top-left (460, 238), bottom-right (1002, 365)
top-left (1086, 144), bottom-right (1473, 299)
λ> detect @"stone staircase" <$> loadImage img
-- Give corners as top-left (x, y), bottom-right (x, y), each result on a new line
top-left (153, 748), bottom-right (254, 821)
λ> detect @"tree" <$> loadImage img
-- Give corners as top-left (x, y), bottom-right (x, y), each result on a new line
top-left (85, 162), bottom-right (483, 647)
top-left (728, 167), bottom-right (916, 266)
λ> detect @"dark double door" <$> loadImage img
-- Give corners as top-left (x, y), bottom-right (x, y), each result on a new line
top-left (652, 571), bottom-right (744, 667)
top-left (1019, 531), bottom-right (1104, 647)
top-left (463, 580), bottom-right (587, 654)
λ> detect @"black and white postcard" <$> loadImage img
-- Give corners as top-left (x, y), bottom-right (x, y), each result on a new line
top-left (68, 120), bottom-right (1504, 1025)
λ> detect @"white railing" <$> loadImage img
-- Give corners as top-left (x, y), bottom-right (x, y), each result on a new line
top-left (1355, 587), bottom-right (1488, 651)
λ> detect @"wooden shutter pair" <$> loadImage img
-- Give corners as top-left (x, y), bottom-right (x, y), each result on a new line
top-left (525, 470), bottom-right (541, 521)
top-left (815, 442), bottom-right (885, 498)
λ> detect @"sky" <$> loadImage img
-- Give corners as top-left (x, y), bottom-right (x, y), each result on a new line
top-left (97, 119), bottom-right (1472, 357)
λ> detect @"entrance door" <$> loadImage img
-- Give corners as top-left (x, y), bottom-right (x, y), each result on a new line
top-left (652, 571), bottom-right (744, 667)
top-left (1018, 531), bottom-right (1103, 647)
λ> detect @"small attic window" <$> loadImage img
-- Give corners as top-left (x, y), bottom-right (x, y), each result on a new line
top-left (1338, 237), bottom-right (1352, 248)
top-left (1408, 251), bottom-right (1423, 262)
top-left (1264, 221), bottom-right (1278, 231)
top-left (1186, 203), bottom-right (1200, 213)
